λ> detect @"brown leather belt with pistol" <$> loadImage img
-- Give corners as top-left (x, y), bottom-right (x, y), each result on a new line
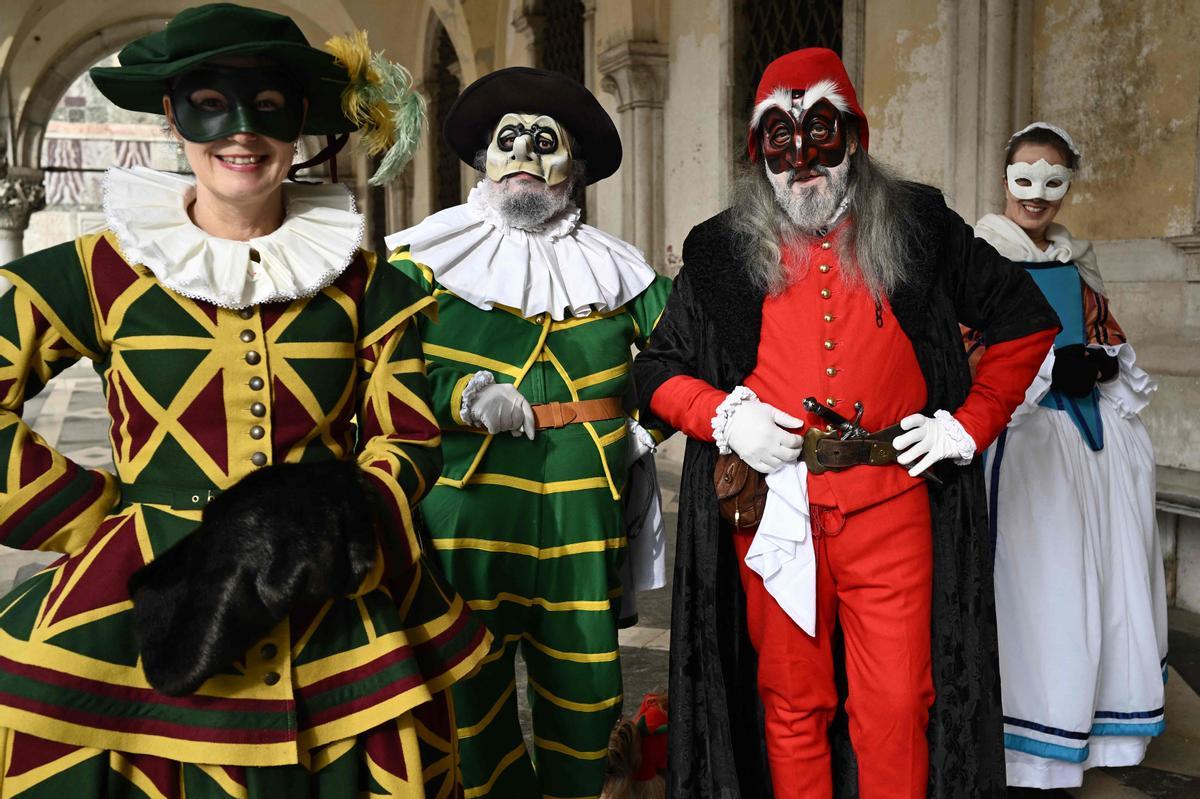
top-left (715, 396), bottom-right (938, 528)
top-left (531, 397), bottom-right (624, 430)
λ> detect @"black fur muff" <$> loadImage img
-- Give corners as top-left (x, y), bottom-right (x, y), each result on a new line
top-left (127, 460), bottom-right (378, 696)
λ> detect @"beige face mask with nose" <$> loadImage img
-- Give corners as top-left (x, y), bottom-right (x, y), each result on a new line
top-left (484, 112), bottom-right (574, 186)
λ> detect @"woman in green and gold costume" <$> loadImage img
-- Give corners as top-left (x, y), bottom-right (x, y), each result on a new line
top-left (0, 5), bottom-right (488, 796)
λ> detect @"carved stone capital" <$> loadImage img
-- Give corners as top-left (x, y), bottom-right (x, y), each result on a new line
top-left (511, 1), bottom-right (547, 66)
top-left (0, 168), bottom-right (46, 232)
top-left (597, 41), bottom-right (668, 112)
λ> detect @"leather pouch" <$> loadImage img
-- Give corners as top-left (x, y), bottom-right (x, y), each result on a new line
top-left (713, 452), bottom-right (767, 528)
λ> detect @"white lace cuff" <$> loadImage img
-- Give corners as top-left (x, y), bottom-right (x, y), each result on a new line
top-left (460, 371), bottom-right (495, 427)
top-left (935, 409), bottom-right (976, 465)
top-left (712, 386), bottom-right (758, 455)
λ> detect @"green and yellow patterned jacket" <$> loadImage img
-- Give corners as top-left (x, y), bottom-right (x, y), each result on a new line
top-left (0, 231), bottom-right (489, 767)
top-left (389, 249), bottom-right (671, 499)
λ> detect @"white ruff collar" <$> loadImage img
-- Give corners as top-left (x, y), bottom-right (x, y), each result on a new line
top-left (974, 212), bottom-right (1105, 295)
top-left (103, 166), bottom-right (364, 308)
top-left (384, 181), bottom-right (656, 320)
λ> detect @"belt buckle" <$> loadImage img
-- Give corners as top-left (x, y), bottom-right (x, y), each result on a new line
top-left (803, 428), bottom-right (831, 474)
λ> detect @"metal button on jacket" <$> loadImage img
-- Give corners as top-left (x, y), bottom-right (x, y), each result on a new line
top-left (260, 643), bottom-right (278, 660)
top-left (820, 288), bottom-right (831, 299)
top-left (263, 671), bottom-right (280, 686)
top-left (250, 402), bottom-right (266, 417)
top-left (823, 314), bottom-right (834, 322)
top-left (824, 340), bottom-right (835, 350)
top-left (240, 330), bottom-right (256, 343)
top-left (245, 350), bottom-right (261, 365)
top-left (819, 264), bottom-right (831, 273)
top-left (249, 425), bottom-right (265, 440)
top-left (821, 241), bottom-right (831, 250)
top-left (826, 397), bottom-right (838, 406)
top-left (826, 367), bottom-right (837, 377)
top-left (249, 376), bottom-right (264, 391)
top-left (238, 307), bottom-right (254, 320)
top-left (251, 452), bottom-right (268, 467)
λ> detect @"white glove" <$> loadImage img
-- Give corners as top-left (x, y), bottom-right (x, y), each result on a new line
top-left (726, 402), bottom-right (805, 473)
top-left (894, 409), bottom-right (976, 477)
top-left (626, 419), bottom-right (657, 466)
top-left (469, 383), bottom-right (536, 439)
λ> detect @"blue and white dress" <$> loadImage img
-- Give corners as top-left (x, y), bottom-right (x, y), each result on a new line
top-left (975, 214), bottom-right (1168, 789)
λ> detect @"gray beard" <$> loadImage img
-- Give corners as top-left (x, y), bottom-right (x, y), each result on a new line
top-left (481, 178), bottom-right (570, 230)
top-left (770, 161), bottom-right (850, 231)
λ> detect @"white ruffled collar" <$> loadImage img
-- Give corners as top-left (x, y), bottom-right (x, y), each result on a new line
top-left (103, 166), bottom-right (364, 309)
top-left (974, 212), bottom-right (1105, 294)
top-left (383, 181), bottom-right (657, 320)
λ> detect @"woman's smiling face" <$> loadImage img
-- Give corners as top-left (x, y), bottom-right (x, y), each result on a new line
top-left (1003, 140), bottom-right (1070, 242)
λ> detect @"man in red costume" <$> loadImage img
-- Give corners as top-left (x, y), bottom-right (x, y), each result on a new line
top-left (633, 49), bottom-right (1059, 798)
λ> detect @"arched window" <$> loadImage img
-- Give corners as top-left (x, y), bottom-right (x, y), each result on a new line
top-left (732, 0), bottom-right (843, 149)
top-left (539, 0), bottom-right (587, 220)
top-left (432, 24), bottom-right (463, 211)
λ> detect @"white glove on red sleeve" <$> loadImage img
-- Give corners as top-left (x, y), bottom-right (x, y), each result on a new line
top-left (894, 409), bottom-right (976, 477)
top-left (713, 389), bottom-right (804, 474)
top-left (467, 382), bottom-right (536, 439)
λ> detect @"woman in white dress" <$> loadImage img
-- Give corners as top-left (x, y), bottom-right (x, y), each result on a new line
top-left (970, 122), bottom-right (1169, 794)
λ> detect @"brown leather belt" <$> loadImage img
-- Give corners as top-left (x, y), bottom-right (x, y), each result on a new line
top-left (802, 423), bottom-right (905, 474)
top-left (531, 398), bottom-right (624, 430)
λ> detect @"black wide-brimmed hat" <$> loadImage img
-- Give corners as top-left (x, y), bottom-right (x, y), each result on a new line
top-left (443, 67), bottom-right (621, 185)
top-left (90, 3), bottom-right (355, 136)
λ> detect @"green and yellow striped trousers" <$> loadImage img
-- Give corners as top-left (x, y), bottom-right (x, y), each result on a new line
top-left (423, 376), bottom-right (625, 799)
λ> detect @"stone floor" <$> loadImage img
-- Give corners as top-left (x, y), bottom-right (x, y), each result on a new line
top-left (1, 362), bottom-right (1197, 797)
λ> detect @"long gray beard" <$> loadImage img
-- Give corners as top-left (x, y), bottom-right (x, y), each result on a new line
top-left (481, 178), bottom-right (571, 230)
top-left (770, 161), bottom-right (850, 231)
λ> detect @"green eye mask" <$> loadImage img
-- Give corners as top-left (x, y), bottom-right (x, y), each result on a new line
top-left (170, 66), bottom-right (305, 143)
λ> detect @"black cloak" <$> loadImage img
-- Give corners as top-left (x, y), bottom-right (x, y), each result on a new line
top-left (633, 183), bottom-right (1060, 798)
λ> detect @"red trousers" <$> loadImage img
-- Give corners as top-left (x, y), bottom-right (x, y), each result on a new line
top-left (733, 484), bottom-right (935, 799)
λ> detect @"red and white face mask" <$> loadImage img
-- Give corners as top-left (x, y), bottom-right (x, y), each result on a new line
top-left (751, 81), bottom-right (850, 175)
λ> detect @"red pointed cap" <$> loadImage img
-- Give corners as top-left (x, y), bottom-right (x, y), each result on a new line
top-left (747, 48), bottom-right (868, 161)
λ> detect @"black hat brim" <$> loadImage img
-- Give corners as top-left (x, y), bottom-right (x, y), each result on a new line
top-left (443, 67), bottom-right (621, 185)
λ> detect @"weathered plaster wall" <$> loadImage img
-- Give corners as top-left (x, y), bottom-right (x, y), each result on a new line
top-left (1032, 0), bottom-right (1200, 241)
top-left (660, 0), bottom-right (726, 273)
top-left (859, 0), bottom-right (949, 188)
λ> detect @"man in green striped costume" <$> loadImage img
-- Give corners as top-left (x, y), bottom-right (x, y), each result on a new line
top-left (385, 67), bottom-right (671, 798)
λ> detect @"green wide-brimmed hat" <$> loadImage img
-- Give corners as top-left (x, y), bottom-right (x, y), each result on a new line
top-left (89, 3), bottom-right (354, 136)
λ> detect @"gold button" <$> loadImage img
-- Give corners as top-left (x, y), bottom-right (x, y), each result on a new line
top-left (249, 376), bottom-right (265, 391)
top-left (823, 314), bottom-right (834, 322)
top-left (249, 425), bottom-right (265, 440)
top-left (263, 671), bottom-right (280, 686)
top-left (826, 397), bottom-right (837, 406)
top-left (821, 241), bottom-right (831, 250)
top-left (826, 367), bottom-right (837, 377)
top-left (260, 643), bottom-right (278, 660)
top-left (820, 289), bottom-right (831, 299)
top-left (251, 452), bottom-right (268, 467)
top-left (819, 264), bottom-right (831, 273)
top-left (245, 350), bottom-right (261, 365)
top-left (825, 424), bottom-right (836, 433)
top-left (824, 340), bottom-right (835, 350)
top-left (240, 330), bottom-right (256, 343)
top-left (238, 307), bottom-right (254, 320)
top-left (534, 315), bottom-right (545, 324)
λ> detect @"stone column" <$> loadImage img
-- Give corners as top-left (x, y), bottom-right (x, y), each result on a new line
top-left (0, 162), bottom-right (46, 265)
top-left (598, 40), bottom-right (668, 269)
top-left (582, 0), bottom-right (599, 216)
top-left (944, 0), bottom-right (1032, 221)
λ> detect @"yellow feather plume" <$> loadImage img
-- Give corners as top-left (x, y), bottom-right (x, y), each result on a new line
top-left (325, 30), bottom-right (426, 185)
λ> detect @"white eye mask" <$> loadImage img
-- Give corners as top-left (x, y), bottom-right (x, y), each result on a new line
top-left (1006, 159), bottom-right (1072, 201)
